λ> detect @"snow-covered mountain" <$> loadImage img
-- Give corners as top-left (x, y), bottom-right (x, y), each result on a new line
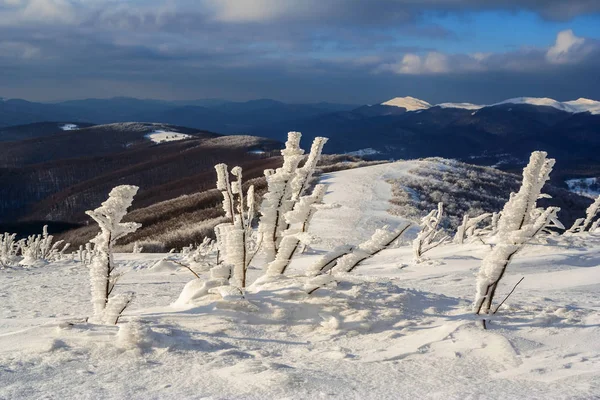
top-left (381, 96), bottom-right (432, 111)
top-left (381, 96), bottom-right (600, 114)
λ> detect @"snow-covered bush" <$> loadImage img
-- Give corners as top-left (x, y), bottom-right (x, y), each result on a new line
top-left (473, 151), bottom-right (561, 327)
top-left (566, 195), bottom-right (600, 234)
top-left (0, 232), bottom-right (19, 268)
top-left (266, 184), bottom-right (327, 275)
top-left (258, 132), bottom-right (328, 263)
top-left (413, 202), bottom-right (449, 261)
top-left (453, 212), bottom-right (493, 244)
top-left (213, 164), bottom-right (257, 289)
top-left (86, 185), bottom-right (141, 325)
top-left (304, 223), bottom-right (411, 293)
top-left (333, 223), bottom-right (412, 274)
top-left (19, 225), bottom-right (70, 267)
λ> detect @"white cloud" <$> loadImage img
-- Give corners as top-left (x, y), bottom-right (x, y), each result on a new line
top-left (379, 29), bottom-right (599, 76)
top-left (546, 29), bottom-right (587, 64)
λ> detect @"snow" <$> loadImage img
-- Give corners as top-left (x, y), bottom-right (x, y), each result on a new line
top-left (494, 97), bottom-right (573, 111)
top-left (564, 98), bottom-right (600, 115)
top-left (437, 102), bottom-right (483, 110)
top-left (145, 130), bottom-right (192, 143)
top-left (60, 124), bottom-right (79, 131)
top-left (345, 148), bottom-right (381, 157)
top-left (383, 96), bottom-right (600, 114)
top-left (2, 161), bottom-right (600, 399)
top-left (381, 96), bottom-right (432, 111)
top-left (494, 97), bottom-right (600, 114)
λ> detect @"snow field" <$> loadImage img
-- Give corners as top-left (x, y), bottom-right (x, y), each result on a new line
top-left (1, 162), bottom-right (600, 399)
top-left (145, 130), bottom-right (192, 143)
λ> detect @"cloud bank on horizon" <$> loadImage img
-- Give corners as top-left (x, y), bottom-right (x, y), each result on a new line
top-left (0, 0), bottom-right (599, 103)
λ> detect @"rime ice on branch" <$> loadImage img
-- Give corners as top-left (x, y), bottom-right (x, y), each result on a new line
top-left (266, 184), bottom-right (327, 275)
top-left (567, 195), bottom-right (600, 234)
top-left (258, 132), bottom-right (327, 263)
top-left (86, 185), bottom-right (141, 325)
top-left (413, 202), bottom-right (449, 261)
top-left (214, 164), bottom-right (256, 289)
top-left (473, 151), bottom-right (561, 324)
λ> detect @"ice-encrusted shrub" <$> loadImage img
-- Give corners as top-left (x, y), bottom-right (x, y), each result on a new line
top-left (454, 212), bottom-right (493, 244)
top-left (473, 151), bottom-right (563, 328)
top-left (19, 225), bottom-right (70, 267)
top-left (258, 132), bottom-right (328, 263)
top-left (0, 232), bottom-right (19, 268)
top-left (86, 185), bottom-right (141, 325)
top-left (305, 224), bottom-right (412, 293)
top-left (213, 164), bottom-right (257, 289)
top-left (334, 223), bottom-right (412, 274)
top-left (266, 184), bottom-right (327, 275)
top-left (566, 195), bottom-right (600, 234)
top-left (413, 202), bottom-right (450, 261)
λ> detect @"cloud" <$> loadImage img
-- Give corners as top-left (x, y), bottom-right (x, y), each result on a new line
top-left (0, 1), bottom-right (599, 102)
top-left (379, 52), bottom-right (449, 74)
top-left (379, 29), bottom-right (600, 75)
top-left (546, 29), bottom-right (589, 64)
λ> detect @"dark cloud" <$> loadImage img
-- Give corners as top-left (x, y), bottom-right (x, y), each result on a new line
top-left (0, 0), bottom-right (599, 102)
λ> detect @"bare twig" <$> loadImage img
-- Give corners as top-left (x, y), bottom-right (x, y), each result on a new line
top-left (492, 277), bottom-right (525, 315)
top-left (169, 259), bottom-right (200, 279)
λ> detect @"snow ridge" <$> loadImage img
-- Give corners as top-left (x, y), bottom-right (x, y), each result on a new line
top-left (381, 96), bottom-right (600, 114)
top-left (381, 96), bottom-right (432, 111)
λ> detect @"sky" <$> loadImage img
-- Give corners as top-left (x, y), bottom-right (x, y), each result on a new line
top-left (0, 0), bottom-right (599, 104)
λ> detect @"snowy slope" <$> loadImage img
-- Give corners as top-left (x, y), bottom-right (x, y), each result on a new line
top-left (381, 96), bottom-right (432, 111)
top-left (564, 98), bottom-right (600, 114)
top-left (2, 162), bottom-right (600, 399)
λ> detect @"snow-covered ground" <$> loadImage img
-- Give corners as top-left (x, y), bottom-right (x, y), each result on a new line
top-left (2, 162), bottom-right (600, 399)
top-left (60, 124), bottom-right (79, 131)
top-left (145, 130), bottom-right (192, 143)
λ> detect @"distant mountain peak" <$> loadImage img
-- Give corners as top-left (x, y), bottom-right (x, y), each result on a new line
top-left (494, 97), bottom-right (600, 114)
top-left (381, 96), bottom-right (432, 111)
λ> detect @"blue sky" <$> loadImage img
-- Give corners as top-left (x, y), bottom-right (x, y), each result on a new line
top-left (0, 0), bottom-right (599, 104)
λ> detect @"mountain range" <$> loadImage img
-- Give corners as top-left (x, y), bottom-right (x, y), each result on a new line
top-left (1, 94), bottom-right (599, 236)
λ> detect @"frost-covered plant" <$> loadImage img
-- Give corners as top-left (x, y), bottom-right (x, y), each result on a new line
top-left (304, 223), bottom-right (411, 293)
top-left (333, 223), bottom-right (412, 274)
top-left (566, 195), bottom-right (600, 234)
top-left (266, 184), bottom-right (327, 275)
top-left (258, 132), bottom-right (327, 262)
top-left (86, 185), bottom-right (141, 325)
top-left (591, 218), bottom-right (600, 233)
top-left (473, 151), bottom-right (560, 327)
top-left (305, 244), bottom-right (355, 277)
top-left (0, 233), bottom-right (19, 268)
top-left (182, 237), bottom-right (217, 266)
top-left (213, 164), bottom-right (256, 289)
top-left (454, 213), bottom-right (493, 244)
top-left (18, 225), bottom-right (70, 266)
top-left (413, 202), bottom-right (449, 261)
top-left (132, 242), bottom-right (143, 254)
